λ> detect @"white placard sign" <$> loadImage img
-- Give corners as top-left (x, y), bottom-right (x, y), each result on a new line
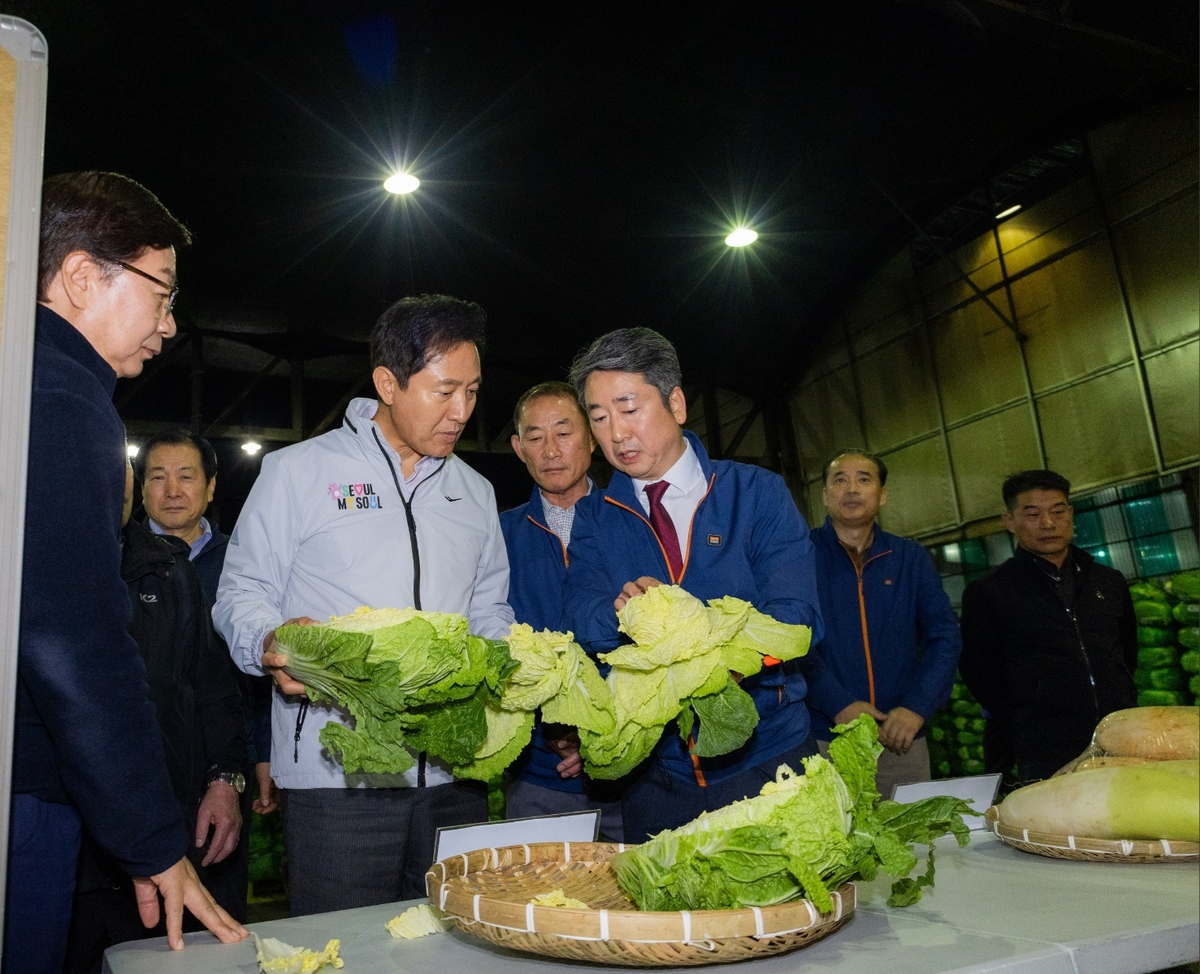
top-left (891, 774), bottom-right (1002, 830)
top-left (433, 809), bottom-right (601, 862)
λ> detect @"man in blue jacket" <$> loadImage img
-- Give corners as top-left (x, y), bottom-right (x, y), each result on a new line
top-left (806, 451), bottom-right (961, 798)
top-left (10, 172), bottom-right (246, 974)
top-left (500, 381), bottom-right (621, 838)
top-left (563, 328), bottom-right (824, 842)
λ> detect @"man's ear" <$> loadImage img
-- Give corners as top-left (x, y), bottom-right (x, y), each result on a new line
top-left (373, 366), bottom-right (397, 405)
top-left (878, 485), bottom-right (888, 509)
top-left (510, 433), bottom-right (526, 462)
top-left (668, 386), bottom-right (687, 425)
top-left (1001, 509), bottom-right (1016, 534)
top-left (57, 251), bottom-right (103, 311)
top-left (206, 475), bottom-right (217, 505)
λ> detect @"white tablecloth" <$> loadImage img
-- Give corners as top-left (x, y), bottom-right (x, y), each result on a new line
top-left (103, 833), bottom-right (1200, 974)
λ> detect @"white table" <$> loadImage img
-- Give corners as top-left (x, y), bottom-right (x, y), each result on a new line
top-left (103, 833), bottom-right (1200, 974)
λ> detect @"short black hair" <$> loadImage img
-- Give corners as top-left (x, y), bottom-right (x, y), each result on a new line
top-left (824, 449), bottom-right (888, 487)
top-left (38, 172), bottom-right (191, 301)
top-left (137, 429), bottom-right (218, 484)
top-left (1002, 469), bottom-right (1071, 510)
top-left (369, 294), bottom-right (487, 389)
top-left (567, 328), bottom-right (682, 409)
top-left (512, 380), bottom-right (586, 433)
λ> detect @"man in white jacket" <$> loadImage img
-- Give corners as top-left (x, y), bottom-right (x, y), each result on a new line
top-left (213, 294), bottom-right (515, 915)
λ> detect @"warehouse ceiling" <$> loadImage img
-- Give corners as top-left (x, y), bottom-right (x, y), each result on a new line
top-left (7, 0), bottom-right (1197, 407)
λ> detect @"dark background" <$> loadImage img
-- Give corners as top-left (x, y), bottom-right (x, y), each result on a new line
top-left (4, 0), bottom-right (1195, 523)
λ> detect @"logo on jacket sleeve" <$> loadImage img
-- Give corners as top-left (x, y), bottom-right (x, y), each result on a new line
top-left (327, 482), bottom-right (383, 511)
top-left (707, 534), bottom-right (722, 546)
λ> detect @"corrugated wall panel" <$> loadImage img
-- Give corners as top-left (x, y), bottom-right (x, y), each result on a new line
top-left (876, 437), bottom-right (956, 537)
top-left (947, 405), bottom-right (1041, 521)
top-left (1011, 241), bottom-right (1131, 391)
top-left (1145, 340), bottom-right (1200, 467)
top-left (792, 365), bottom-right (863, 477)
top-left (1112, 191), bottom-right (1200, 352)
top-left (1037, 365), bottom-right (1157, 491)
top-left (843, 250), bottom-right (917, 334)
top-left (855, 329), bottom-right (940, 451)
top-left (998, 180), bottom-right (1104, 277)
top-left (931, 300), bottom-right (1026, 423)
top-left (1090, 100), bottom-right (1199, 221)
top-left (920, 236), bottom-right (1002, 318)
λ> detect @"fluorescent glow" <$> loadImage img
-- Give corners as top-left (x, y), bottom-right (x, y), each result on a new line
top-left (241, 441), bottom-right (262, 456)
top-left (384, 172), bottom-right (420, 195)
top-left (126, 443), bottom-right (139, 458)
top-left (725, 227), bottom-right (758, 247)
top-left (995, 204), bottom-right (1021, 220)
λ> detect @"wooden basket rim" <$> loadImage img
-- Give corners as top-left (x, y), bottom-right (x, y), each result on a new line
top-left (984, 805), bottom-right (1200, 860)
top-left (428, 840), bottom-right (855, 943)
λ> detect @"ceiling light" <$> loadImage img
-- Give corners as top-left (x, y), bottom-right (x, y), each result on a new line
top-left (995, 204), bottom-right (1021, 220)
top-left (242, 441), bottom-right (262, 455)
top-left (384, 172), bottom-right (420, 194)
top-left (725, 227), bottom-right (758, 247)
top-left (126, 443), bottom-right (139, 458)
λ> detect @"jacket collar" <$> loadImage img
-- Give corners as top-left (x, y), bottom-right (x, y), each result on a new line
top-left (36, 304), bottom-right (118, 396)
top-left (1014, 542), bottom-right (1088, 577)
top-left (605, 428), bottom-right (714, 507)
top-left (121, 519), bottom-right (178, 581)
top-left (817, 515), bottom-right (892, 557)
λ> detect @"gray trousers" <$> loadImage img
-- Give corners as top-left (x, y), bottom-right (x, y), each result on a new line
top-left (282, 782), bottom-right (487, 916)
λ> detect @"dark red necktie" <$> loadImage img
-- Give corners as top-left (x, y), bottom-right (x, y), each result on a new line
top-left (644, 480), bottom-right (683, 580)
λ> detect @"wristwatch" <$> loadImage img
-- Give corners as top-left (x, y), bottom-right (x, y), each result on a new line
top-left (207, 770), bottom-right (246, 794)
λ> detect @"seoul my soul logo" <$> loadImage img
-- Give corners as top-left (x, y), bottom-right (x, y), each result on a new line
top-left (328, 482), bottom-right (383, 511)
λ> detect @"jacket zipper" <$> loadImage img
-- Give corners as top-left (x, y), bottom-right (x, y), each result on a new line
top-left (526, 515), bottom-right (568, 568)
top-left (838, 543), bottom-right (891, 707)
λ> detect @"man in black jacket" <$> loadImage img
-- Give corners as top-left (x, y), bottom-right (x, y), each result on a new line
top-left (65, 465), bottom-right (246, 973)
top-left (9, 172), bottom-right (245, 974)
top-left (959, 470), bottom-right (1137, 784)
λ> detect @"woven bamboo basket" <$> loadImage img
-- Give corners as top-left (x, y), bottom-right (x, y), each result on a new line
top-left (985, 806), bottom-right (1200, 862)
top-left (426, 841), bottom-right (854, 967)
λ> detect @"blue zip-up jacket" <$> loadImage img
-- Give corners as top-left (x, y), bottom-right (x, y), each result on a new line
top-left (563, 431), bottom-right (824, 785)
top-left (499, 485), bottom-right (584, 793)
top-left (806, 518), bottom-right (962, 740)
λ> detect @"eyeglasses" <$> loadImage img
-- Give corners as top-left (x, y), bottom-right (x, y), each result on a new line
top-left (109, 259), bottom-right (179, 316)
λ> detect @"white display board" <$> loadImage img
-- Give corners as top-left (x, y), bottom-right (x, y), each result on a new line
top-left (891, 774), bottom-right (1001, 829)
top-left (433, 809), bottom-right (601, 862)
top-left (0, 15), bottom-right (47, 963)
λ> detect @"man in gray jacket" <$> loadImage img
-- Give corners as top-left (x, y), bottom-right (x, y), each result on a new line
top-left (214, 294), bottom-right (514, 915)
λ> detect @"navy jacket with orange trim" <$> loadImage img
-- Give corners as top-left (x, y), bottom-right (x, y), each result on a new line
top-left (806, 518), bottom-right (962, 740)
top-left (563, 431), bottom-right (824, 785)
top-left (499, 486), bottom-right (585, 792)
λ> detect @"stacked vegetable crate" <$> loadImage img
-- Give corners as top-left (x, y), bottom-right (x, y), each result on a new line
top-left (247, 808), bottom-right (286, 900)
top-left (927, 679), bottom-right (986, 779)
top-left (1130, 569), bottom-right (1199, 707)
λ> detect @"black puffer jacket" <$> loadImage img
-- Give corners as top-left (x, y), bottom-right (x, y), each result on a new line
top-left (76, 522), bottom-right (245, 896)
top-left (121, 521), bottom-right (245, 814)
top-left (960, 545), bottom-right (1137, 782)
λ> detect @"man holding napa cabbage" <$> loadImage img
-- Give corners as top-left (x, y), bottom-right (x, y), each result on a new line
top-left (561, 328), bottom-right (827, 842)
top-left (213, 295), bottom-right (514, 915)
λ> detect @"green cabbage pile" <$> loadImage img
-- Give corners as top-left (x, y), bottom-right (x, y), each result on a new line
top-left (580, 585), bottom-right (813, 780)
top-left (610, 715), bottom-right (974, 913)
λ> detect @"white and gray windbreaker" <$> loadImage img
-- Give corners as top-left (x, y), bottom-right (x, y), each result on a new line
top-left (213, 397), bottom-right (515, 790)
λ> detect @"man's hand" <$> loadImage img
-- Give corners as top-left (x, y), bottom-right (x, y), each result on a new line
top-left (252, 761), bottom-right (280, 815)
top-left (195, 780), bottom-right (242, 867)
top-left (261, 616), bottom-right (318, 696)
top-left (614, 576), bottom-right (663, 613)
top-left (834, 700), bottom-right (888, 727)
top-left (132, 857), bottom-right (248, 950)
top-left (544, 726), bottom-right (583, 779)
top-left (879, 707), bottom-right (924, 755)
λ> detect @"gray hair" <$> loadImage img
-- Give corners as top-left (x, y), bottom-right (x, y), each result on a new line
top-left (567, 328), bottom-right (682, 408)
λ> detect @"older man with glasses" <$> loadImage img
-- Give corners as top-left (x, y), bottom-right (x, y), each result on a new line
top-left (9, 171), bottom-right (247, 974)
